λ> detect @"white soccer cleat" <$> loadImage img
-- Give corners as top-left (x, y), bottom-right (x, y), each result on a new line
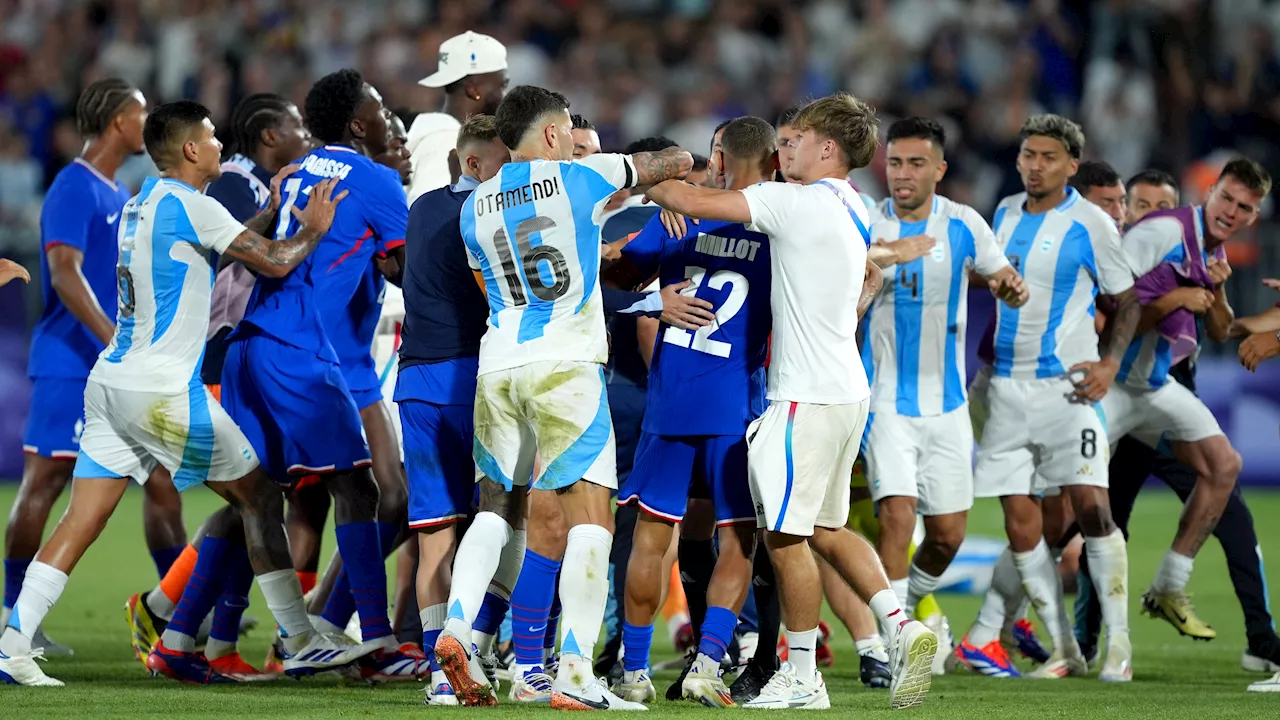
top-left (509, 664), bottom-right (554, 703)
top-left (1248, 671), bottom-right (1280, 693)
top-left (31, 628), bottom-right (74, 657)
top-left (551, 674), bottom-right (648, 711)
top-left (434, 630), bottom-right (497, 707)
top-left (1098, 634), bottom-right (1132, 683)
top-left (682, 653), bottom-right (735, 707)
top-left (742, 662), bottom-right (830, 710)
top-left (281, 632), bottom-right (375, 677)
top-left (612, 668), bottom-right (657, 704)
top-left (0, 648), bottom-right (65, 687)
top-left (1242, 649), bottom-right (1280, 673)
top-left (426, 670), bottom-right (460, 706)
top-left (921, 614), bottom-right (954, 676)
top-left (1028, 642), bottom-right (1090, 680)
top-left (343, 613), bottom-right (363, 644)
top-left (890, 620), bottom-right (937, 709)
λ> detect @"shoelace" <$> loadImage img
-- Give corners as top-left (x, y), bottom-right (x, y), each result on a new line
top-left (522, 669), bottom-right (553, 691)
top-left (28, 647), bottom-right (49, 663)
top-left (757, 666), bottom-right (795, 697)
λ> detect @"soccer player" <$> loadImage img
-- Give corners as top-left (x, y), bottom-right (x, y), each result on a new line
top-left (1071, 160), bottom-right (1127, 228)
top-left (397, 113), bottom-right (511, 705)
top-left (1104, 158), bottom-right (1267, 642)
top-left (218, 69), bottom-right (421, 679)
top-left (407, 30), bottom-right (508, 203)
top-left (970, 114), bottom-right (1139, 682)
top-left (432, 84), bottom-right (692, 710)
top-left (1125, 169), bottom-right (1180, 224)
top-left (0, 100), bottom-right (360, 687)
top-left (613, 115), bottom-right (776, 708)
top-left (571, 114), bottom-right (601, 158)
top-left (647, 92), bottom-right (937, 711)
top-left (862, 117), bottom-right (1027, 674)
top-left (4, 80), bottom-right (191, 658)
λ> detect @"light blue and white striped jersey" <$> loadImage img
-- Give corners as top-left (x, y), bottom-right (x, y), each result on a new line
top-left (462, 154), bottom-right (637, 374)
top-left (90, 177), bottom-right (246, 392)
top-left (863, 195), bottom-right (1009, 415)
top-left (990, 187), bottom-right (1133, 380)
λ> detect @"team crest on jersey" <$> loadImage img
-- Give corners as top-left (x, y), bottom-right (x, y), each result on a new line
top-left (1040, 235), bottom-right (1056, 252)
top-left (931, 245), bottom-right (945, 262)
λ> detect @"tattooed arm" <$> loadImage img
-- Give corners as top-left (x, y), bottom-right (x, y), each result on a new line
top-left (1071, 287), bottom-right (1140, 402)
top-left (221, 178), bottom-right (347, 279)
top-left (631, 146), bottom-right (694, 187)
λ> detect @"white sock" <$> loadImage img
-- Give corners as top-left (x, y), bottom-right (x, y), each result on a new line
top-left (907, 563), bottom-right (943, 619)
top-left (1152, 549), bottom-right (1194, 594)
top-left (146, 586), bottom-right (177, 621)
top-left (205, 637), bottom-right (237, 661)
top-left (420, 602), bottom-right (446, 642)
top-left (890, 577), bottom-right (909, 612)
top-left (1086, 530), bottom-right (1130, 638)
top-left (1012, 540), bottom-right (1066, 643)
top-left (868, 588), bottom-right (908, 639)
top-left (558, 524), bottom-right (612, 668)
top-left (0, 562), bottom-right (67, 657)
top-left (788, 626), bottom-right (820, 682)
top-left (310, 614), bottom-right (346, 636)
top-left (161, 626), bottom-right (197, 653)
top-left (855, 634), bottom-right (889, 663)
top-left (476, 631), bottom-right (497, 656)
top-left (969, 548), bottom-right (1017, 647)
top-left (444, 512), bottom-right (512, 640)
top-left (258, 569), bottom-right (314, 654)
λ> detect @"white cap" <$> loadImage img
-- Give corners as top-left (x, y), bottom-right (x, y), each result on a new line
top-left (418, 31), bottom-right (507, 88)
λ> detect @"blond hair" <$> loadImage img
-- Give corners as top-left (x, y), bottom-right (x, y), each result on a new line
top-left (456, 113), bottom-right (500, 150)
top-left (793, 93), bottom-right (879, 170)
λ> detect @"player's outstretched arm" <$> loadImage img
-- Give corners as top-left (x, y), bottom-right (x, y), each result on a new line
top-left (222, 178), bottom-right (348, 278)
top-left (0, 258), bottom-right (31, 288)
top-left (858, 260), bottom-right (883, 320)
top-left (631, 147), bottom-right (694, 187)
top-left (1071, 287), bottom-right (1140, 402)
top-left (868, 235), bottom-right (936, 269)
top-left (646, 180), bottom-right (751, 224)
top-left (1203, 258), bottom-right (1235, 343)
top-left (984, 266), bottom-right (1029, 308)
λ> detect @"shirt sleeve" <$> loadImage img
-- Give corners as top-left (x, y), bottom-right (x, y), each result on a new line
top-left (1090, 216), bottom-right (1135, 296)
top-left (965, 208), bottom-right (1010, 276)
top-left (740, 181), bottom-right (801, 239)
top-left (40, 180), bottom-right (96, 253)
top-left (184, 194), bottom-right (247, 253)
top-left (1121, 217), bottom-right (1183, 278)
top-left (619, 215), bottom-right (669, 278)
top-left (205, 174), bottom-right (263, 223)
top-left (363, 165), bottom-right (409, 257)
top-left (578, 153), bottom-right (639, 193)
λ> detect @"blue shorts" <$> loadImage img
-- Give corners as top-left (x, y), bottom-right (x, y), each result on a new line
top-left (401, 400), bottom-right (476, 528)
top-left (618, 432), bottom-right (754, 526)
top-left (22, 377), bottom-right (87, 459)
top-left (342, 353), bottom-right (383, 411)
top-left (221, 332), bottom-right (371, 481)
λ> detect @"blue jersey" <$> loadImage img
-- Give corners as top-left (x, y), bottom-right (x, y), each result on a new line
top-left (863, 195), bottom-right (1009, 416)
top-left (239, 144), bottom-right (407, 363)
top-left (622, 214), bottom-right (771, 436)
top-left (28, 159), bottom-right (131, 380)
top-left (332, 262), bottom-right (387, 372)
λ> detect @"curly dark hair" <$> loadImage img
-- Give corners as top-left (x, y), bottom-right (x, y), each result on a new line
top-left (304, 69), bottom-right (366, 144)
top-left (76, 78), bottom-right (139, 137)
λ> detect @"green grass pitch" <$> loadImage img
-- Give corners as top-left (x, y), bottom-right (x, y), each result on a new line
top-left (2, 484), bottom-right (1278, 717)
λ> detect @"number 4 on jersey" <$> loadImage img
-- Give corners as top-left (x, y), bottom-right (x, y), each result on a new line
top-left (663, 265), bottom-right (748, 358)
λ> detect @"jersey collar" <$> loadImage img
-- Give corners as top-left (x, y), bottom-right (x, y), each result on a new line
top-left (73, 157), bottom-right (119, 191)
top-left (324, 144), bottom-right (358, 154)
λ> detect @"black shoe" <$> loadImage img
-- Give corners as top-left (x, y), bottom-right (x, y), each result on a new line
top-left (859, 653), bottom-right (891, 689)
top-left (729, 655), bottom-right (778, 704)
top-left (666, 648), bottom-right (697, 700)
top-left (594, 635), bottom-right (621, 678)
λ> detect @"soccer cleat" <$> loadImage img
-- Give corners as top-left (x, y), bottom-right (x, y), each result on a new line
top-left (281, 632), bottom-right (375, 678)
top-left (954, 636), bottom-right (1020, 678)
top-left (208, 652), bottom-right (277, 682)
top-left (1141, 589), bottom-right (1216, 640)
top-left (30, 628), bottom-right (73, 658)
top-left (0, 648), bottom-right (64, 687)
top-left (510, 665), bottom-right (554, 703)
top-left (730, 657), bottom-right (777, 704)
top-left (124, 592), bottom-right (163, 665)
top-left (1027, 643), bottom-right (1089, 679)
top-left (889, 620), bottom-right (937, 709)
top-left (551, 674), bottom-right (648, 711)
top-left (343, 613), bottom-right (363, 644)
top-left (194, 612), bottom-right (258, 646)
top-left (860, 653), bottom-right (892, 688)
top-left (921, 615), bottom-right (954, 676)
top-left (1003, 618), bottom-right (1051, 664)
top-left (1248, 671), bottom-right (1280, 692)
top-left (673, 621), bottom-right (696, 653)
top-left (682, 653), bottom-right (735, 708)
top-left (666, 648), bottom-right (698, 700)
top-left (147, 640), bottom-right (234, 684)
top-left (742, 662), bottom-right (830, 710)
top-left (480, 649), bottom-right (502, 690)
top-left (737, 631), bottom-right (759, 668)
top-left (1098, 634), bottom-right (1132, 683)
top-left (815, 620), bottom-right (834, 668)
top-left (613, 668), bottom-right (657, 704)
top-left (427, 674), bottom-right (460, 706)
top-left (352, 642), bottom-right (430, 683)
top-left (434, 631), bottom-right (497, 707)
top-left (1243, 650), bottom-right (1280, 674)
top-left (263, 638), bottom-right (285, 675)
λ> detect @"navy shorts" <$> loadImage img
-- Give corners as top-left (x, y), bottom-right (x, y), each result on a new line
top-left (22, 377), bottom-right (87, 459)
top-left (401, 400), bottom-right (476, 528)
top-left (618, 432), bottom-right (755, 526)
top-left (221, 332), bottom-right (371, 482)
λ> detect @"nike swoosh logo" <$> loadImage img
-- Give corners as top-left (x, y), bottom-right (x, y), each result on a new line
top-left (1173, 611), bottom-right (1188, 624)
top-left (561, 692), bottom-right (611, 710)
top-left (531, 624), bottom-right (547, 633)
top-left (107, 213), bottom-right (120, 224)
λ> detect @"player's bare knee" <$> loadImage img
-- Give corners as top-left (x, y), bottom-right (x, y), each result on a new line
top-left (877, 497), bottom-right (915, 545)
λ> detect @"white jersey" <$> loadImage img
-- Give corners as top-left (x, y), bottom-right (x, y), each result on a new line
top-left (740, 177), bottom-right (871, 405)
top-left (990, 188), bottom-right (1132, 381)
top-left (865, 194), bottom-right (1009, 416)
top-left (405, 112), bottom-right (461, 204)
top-left (91, 177), bottom-right (245, 393)
top-left (462, 153), bottom-right (638, 375)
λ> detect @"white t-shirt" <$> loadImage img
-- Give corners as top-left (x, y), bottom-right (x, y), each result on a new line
top-left (741, 177), bottom-right (872, 405)
top-left (92, 178), bottom-right (245, 392)
top-left (462, 153), bottom-right (638, 375)
top-left (405, 112), bottom-right (462, 205)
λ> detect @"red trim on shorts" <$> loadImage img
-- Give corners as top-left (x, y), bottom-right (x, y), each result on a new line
top-left (715, 517), bottom-right (757, 528)
top-left (408, 514), bottom-right (465, 529)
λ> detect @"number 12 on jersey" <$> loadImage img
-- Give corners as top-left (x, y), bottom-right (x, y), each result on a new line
top-left (662, 265), bottom-right (747, 358)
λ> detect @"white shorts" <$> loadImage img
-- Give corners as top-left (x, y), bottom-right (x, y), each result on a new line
top-left (747, 400), bottom-right (868, 537)
top-left (974, 375), bottom-right (1109, 498)
top-left (865, 406), bottom-right (974, 516)
top-left (371, 329), bottom-right (403, 458)
top-left (968, 365), bottom-right (994, 443)
top-left (1101, 381), bottom-right (1223, 449)
top-left (473, 360), bottom-right (617, 492)
top-left (73, 380), bottom-right (259, 491)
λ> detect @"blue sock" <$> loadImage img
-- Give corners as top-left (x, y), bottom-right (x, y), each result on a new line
top-left (423, 627), bottom-right (442, 671)
top-left (697, 606), bottom-right (739, 663)
top-left (151, 545), bottom-right (185, 579)
top-left (333, 521), bottom-right (391, 641)
top-left (169, 537), bottom-right (230, 640)
top-left (320, 521), bottom-right (399, 632)
top-left (510, 549), bottom-right (560, 667)
top-left (475, 592), bottom-right (509, 637)
top-left (209, 544), bottom-right (254, 644)
top-left (4, 558), bottom-right (30, 610)
top-left (622, 622), bottom-right (654, 672)
top-left (545, 592), bottom-right (561, 653)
